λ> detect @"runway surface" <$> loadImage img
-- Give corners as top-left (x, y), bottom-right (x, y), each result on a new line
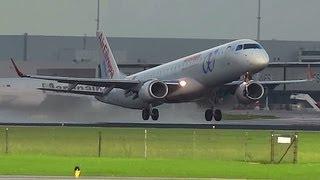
top-left (0, 117), bottom-right (320, 130)
top-left (0, 107), bottom-right (319, 130)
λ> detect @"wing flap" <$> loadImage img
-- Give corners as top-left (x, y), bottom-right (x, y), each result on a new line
top-left (38, 88), bottom-right (104, 96)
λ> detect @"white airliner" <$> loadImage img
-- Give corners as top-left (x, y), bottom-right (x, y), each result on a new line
top-left (10, 31), bottom-right (313, 121)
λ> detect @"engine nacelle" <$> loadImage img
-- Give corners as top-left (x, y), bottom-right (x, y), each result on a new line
top-left (235, 81), bottom-right (264, 104)
top-left (139, 80), bottom-right (169, 101)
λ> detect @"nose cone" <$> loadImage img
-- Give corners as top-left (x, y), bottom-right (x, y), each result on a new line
top-left (248, 51), bottom-right (269, 72)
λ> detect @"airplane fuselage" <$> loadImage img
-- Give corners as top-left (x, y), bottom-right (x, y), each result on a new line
top-left (97, 39), bottom-right (269, 109)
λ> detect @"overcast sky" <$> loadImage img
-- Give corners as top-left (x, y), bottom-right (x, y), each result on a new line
top-left (0, 0), bottom-right (319, 41)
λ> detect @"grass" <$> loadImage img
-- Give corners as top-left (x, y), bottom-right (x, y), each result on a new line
top-left (0, 127), bottom-right (319, 179)
top-left (1, 155), bottom-right (320, 179)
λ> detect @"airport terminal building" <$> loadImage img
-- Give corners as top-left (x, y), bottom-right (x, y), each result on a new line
top-left (1, 34), bottom-right (320, 109)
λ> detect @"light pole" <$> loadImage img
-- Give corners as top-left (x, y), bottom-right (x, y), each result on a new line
top-left (257, 0), bottom-right (261, 41)
top-left (96, 0), bottom-right (100, 31)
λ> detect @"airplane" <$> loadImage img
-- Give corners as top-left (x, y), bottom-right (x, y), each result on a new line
top-left (10, 31), bottom-right (313, 121)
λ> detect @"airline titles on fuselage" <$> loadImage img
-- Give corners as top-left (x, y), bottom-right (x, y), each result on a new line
top-left (182, 48), bottom-right (220, 74)
top-left (183, 54), bottom-right (200, 63)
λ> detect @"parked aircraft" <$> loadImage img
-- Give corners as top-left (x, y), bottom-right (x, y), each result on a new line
top-left (10, 31), bottom-right (313, 121)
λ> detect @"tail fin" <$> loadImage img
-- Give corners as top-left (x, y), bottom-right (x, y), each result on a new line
top-left (96, 31), bottom-right (120, 79)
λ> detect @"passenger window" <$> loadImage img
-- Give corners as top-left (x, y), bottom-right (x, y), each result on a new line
top-left (236, 45), bottom-right (243, 51)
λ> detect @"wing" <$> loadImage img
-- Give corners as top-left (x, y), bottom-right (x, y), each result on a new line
top-left (29, 76), bottom-right (140, 89)
top-left (202, 78), bottom-right (314, 107)
top-left (11, 58), bottom-right (140, 90)
top-left (225, 79), bottom-right (313, 89)
top-left (10, 59), bottom-right (181, 96)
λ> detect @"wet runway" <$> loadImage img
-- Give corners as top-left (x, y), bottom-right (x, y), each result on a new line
top-left (1, 117), bottom-right (320, 131)
top-left (214, 118), bottom-right (320, 130)
top-left (0, 101), bottom-right (319, 130)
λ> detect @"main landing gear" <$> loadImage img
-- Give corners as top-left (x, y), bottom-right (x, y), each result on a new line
top-left (205, 109), bottom-right (222, 121)
top-left (142, 108), bottom-right (159, 121)
top-left (141, 106), bottom-right (221, 121)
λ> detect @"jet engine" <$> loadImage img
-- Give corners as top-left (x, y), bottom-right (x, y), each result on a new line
top-left (235, 81), bottom-right (264, 104)
top-left (138, 80), bottom-right (169, 101)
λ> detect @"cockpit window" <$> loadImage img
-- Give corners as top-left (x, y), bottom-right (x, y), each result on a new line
top-left (243, 44), bottom-right (262, 50)
top-left (236, 45), bottom-right (243, 51)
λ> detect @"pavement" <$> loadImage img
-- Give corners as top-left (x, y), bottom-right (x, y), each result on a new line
top-left (0, 106), bottom-right (320, 130)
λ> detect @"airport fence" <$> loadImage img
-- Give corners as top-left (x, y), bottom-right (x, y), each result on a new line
top-left (0, 126), bottom-right (319, 163)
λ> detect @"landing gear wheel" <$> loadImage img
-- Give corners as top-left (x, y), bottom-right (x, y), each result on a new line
top-left (213, 109), bottom-right (222, 121)
top-left (151, 109), bottom-right (159, 121)
top-left (142, 109), bottom-right (150, 120)
top-left (205, 109), bottom-right (213, 121)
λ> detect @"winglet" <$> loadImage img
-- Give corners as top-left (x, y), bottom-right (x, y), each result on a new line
top-left (10, 58), bottom-right (26, 77)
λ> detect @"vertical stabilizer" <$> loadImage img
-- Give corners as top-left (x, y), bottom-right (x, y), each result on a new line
top-left (96, 31), bottom-right (120, 79)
